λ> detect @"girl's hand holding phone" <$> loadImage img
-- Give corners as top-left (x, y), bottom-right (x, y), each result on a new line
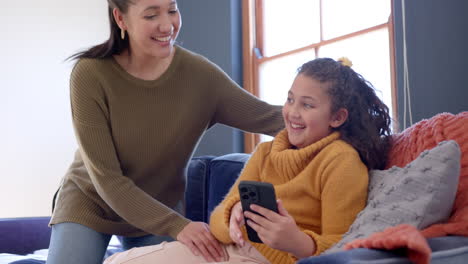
top-left (244, 200), bottom-right (316, 258)
top-left (229, 201), bottom-right (246, 246)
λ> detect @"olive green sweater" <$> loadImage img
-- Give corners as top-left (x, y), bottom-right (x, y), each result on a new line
top-left (50, 46), bottom-right (284, 238)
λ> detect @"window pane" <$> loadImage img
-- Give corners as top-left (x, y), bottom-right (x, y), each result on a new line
top-left (319, 29), bottom-right (392, 118)
top-left (259, 49), bottom-right (317, 105)
top-left (322, 0), bottom-right (390, 40)
top-left (258, 49), bottom-right (317, 142)
top-left (263, 0), bottom-right (320, 57)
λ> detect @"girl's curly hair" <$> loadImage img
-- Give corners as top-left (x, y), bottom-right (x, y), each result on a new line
top-left (298, 58), bottom-right (392, 170)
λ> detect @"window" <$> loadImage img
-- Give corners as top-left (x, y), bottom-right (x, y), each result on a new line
top-left (242, 0), bottom-right (396, 153)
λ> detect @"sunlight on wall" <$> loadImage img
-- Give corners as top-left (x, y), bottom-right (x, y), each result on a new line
top-left (1, 0), bottom-right (108, 217)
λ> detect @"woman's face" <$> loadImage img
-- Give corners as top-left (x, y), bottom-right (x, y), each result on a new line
top-left (118, 0), bottom-right (181, 59)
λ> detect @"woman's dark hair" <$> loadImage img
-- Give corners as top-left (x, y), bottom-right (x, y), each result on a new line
top-left (298, 58), bottom-right (392, 170)
top-left (68, 0), bottom-right (132, 60)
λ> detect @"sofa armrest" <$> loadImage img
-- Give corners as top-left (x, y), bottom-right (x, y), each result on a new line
top-left (0, 217), bottom-right (51, 254)
top-left (185, 153), bottom-right (250, 223)
top-left (185, 155), bottom-right (215, 222)
top-left (207, 153), bottom-right (250, 222)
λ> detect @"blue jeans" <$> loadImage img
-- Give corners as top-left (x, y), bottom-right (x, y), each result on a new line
top-left (46, 222), bottom-right (173, 264)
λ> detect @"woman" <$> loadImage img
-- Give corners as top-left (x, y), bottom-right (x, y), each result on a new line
top-left (46, 0), bottom-right (283, 263)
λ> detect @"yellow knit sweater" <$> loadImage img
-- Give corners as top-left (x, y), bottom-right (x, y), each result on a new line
top-left (210, 130), bottom-right (368, 264)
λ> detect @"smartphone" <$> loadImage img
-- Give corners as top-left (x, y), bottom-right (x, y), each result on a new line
top-left (238, 180), bottom-right (278, 243)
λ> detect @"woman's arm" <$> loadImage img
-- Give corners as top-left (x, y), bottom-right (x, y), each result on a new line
top-left (206, 63), bottom-right (284, 137)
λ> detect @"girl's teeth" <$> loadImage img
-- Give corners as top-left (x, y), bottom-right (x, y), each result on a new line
top-left (291, 123), bottom-right (305, 129)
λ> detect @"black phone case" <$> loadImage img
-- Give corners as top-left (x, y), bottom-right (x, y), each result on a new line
top-left (238, 181), bottom-right (278, 243)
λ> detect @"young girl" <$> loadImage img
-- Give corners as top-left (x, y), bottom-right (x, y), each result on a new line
top-left (104, 57), bottom-right (392, 264)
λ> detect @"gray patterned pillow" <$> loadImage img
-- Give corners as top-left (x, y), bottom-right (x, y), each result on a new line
top-left (326, 140), bottom-right (461, 253)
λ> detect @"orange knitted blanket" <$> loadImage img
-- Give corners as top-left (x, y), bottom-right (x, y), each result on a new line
top-left (344, 112), bottom-right (468, 264)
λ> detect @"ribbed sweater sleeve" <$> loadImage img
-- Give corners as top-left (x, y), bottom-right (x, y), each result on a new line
top-left (208, 63), bottom-right (284, 137)
top-left (70, 60), bottom-right (190, 238)
top-left (209, 143), bottom-right (269, 243)
top-left (306, 151), bottom-right (368, 255)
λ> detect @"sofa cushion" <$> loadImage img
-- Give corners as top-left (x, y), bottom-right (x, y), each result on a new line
top-left (297, 236), bottom-right (468, 264)
top-left (428, 236), bottom-right (468, 264)
top-left (326, 140), bottom-right (461, 252)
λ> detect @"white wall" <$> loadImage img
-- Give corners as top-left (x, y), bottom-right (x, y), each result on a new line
top-left (1, 0), bottom-right (108, 217)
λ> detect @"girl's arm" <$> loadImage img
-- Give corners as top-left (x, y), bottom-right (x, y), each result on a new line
top-left (209, 142), bottom-right (270, 243)
top-left (244, 149), bottom-right (368, 258)
top-left (304, 150), bottom-right (368, 256)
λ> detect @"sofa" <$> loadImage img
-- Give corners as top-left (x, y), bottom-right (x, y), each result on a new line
top-left (1, 112), bottom-right (467, 263)
top-left (184, 150), bottom-right (468, 264)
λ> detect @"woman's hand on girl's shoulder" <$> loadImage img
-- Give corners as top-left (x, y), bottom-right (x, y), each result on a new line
top-left (176, 221), bottom-right (225, 262)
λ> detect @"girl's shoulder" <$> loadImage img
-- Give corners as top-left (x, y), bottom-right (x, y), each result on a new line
top-left (317, 140), bottom-right (368, 183)
top-left (247, 140), bottom-right (275, 163)
top-left (329, 139), bottom-right (357, 152)
top-left (321, 139), bottom-right (361, 162)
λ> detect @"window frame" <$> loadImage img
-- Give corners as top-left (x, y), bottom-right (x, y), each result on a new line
top-left (242, 0), bottom-right (397, 153)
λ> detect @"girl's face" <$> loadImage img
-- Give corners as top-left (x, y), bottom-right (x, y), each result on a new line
top-left (282, 74), bottom-right (347, 149)
top-left (117, 0), bottom-right (181, 59)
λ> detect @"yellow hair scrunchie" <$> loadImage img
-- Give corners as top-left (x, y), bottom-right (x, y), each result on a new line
top-left (338, 57), bottom-right (353, 67)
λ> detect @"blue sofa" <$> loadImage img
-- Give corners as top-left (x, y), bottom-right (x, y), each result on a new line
top-left (1, 153), bottom-right (468, 263)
